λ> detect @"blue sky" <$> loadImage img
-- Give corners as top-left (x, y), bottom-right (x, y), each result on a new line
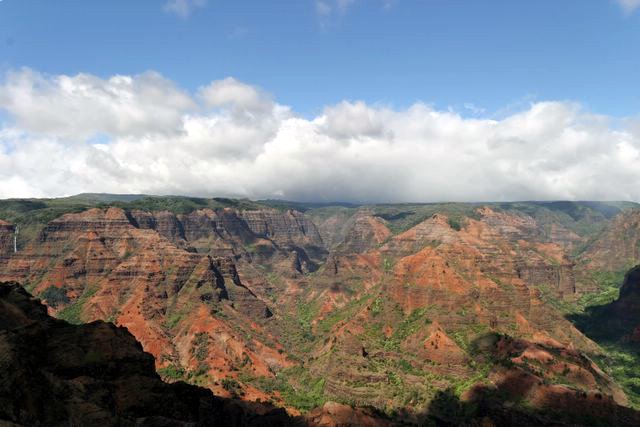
top-left (1, 0), bottom-right (639, 117)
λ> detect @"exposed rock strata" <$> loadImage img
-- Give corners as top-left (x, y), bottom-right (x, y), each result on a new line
top-left (0, 282), bottom-right (297, 427)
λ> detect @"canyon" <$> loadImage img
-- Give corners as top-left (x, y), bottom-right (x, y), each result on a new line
top-left (1, 195), bottom-right (640, 425)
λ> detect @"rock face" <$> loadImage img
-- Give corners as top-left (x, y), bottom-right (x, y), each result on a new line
top-left (294, 207), bottom-right (625, 416)
top-left (426, 334), bottom-right (640, 427)
top-left (0, 220), bottom-right (15, 259)
top-left (584, 264), bottom-right (640, 342)
top-left (129, 208), bottom-right (327, 273)
top-left (334, 212), bottom-right (391, 254)
top-left (0, 281), bottom-right (297, 427)
top-left (579, 209), bottom-right (640, 272)
top-left (615, 265), bottom-right (640, 320)
top-left (378, 208), bottom-right (578, 298)
top-left (0, 207), bottom-right (292, 398)
top-left (3, 198), bottom-right (640, 424)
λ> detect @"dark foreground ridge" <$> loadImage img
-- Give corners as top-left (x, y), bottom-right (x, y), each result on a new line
top-left (0, 281), bottom-right (297, 427)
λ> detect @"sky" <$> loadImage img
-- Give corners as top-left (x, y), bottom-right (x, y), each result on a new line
top-left (0, 0), bottom-right (639, 202)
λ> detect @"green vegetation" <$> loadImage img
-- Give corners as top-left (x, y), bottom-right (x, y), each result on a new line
top-left (576, 270), bottom-right (628, 309)
top-left (157, 364), bottom-right (186, 380)
top-left (562, 269), bottom-right (640, 409)
top-left (317, 294), bottom-right (372, 335)
top-left (590, 344), bottom-right (640, 409)
top-left (0, 194), bottom-right (281, 249)
top-left (57, 283), bottom-right (99, 324)
top-left (539, 270), bottom-right (628, 316)
top-left (447, 217), bottom-right (462, 231)
top-left (164, 312), bottom-right (184, 329)
top-left (382, 257), bottom-right (394, 273)
top-left (40, 286), bottom-right (69, 307)
top-left (111, 196), bottom-right (267, 214)
top-left (243, 366), bottom-right (326, 411)
top-left (394, 307), bottom-right (432, 341)
top-left (191, 332), bottom-right (210, 362)
top-left (221, 378), bottom-right (243, 397)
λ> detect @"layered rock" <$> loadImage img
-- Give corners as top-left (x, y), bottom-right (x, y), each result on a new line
top-left (334, 212), bottom-right (391, 254)
top-left (0, 282), bottom-right (297, 427)
top-left (0, 220), bottom-right (15, 259)
top-left (0, 207), bottom-right (288, 399)
top-left (428, 335), bottom-right (640, 427)
top-left (376, 209), bottom-right (577, 297)
top-left (2, 198), bottom-right (639, 422)
top-left (296, 208), bottom-right (608, 413)
top-left (579, 208), bottom-right (640, 272)
top-left (129, 208), bottom-right (327, 273)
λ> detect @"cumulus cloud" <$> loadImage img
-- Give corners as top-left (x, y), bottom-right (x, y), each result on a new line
top-left (1, 69), bottom-right (639, 202)
top-left (163, 0), bottom-right (207, 19)
top-left (199, 77), bottom-right (273, 113)
top-left (0, 69), bottom-right (195, 139)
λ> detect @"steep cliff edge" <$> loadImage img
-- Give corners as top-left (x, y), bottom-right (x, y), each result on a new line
top-left (0, 220), bottom-right (15, 259)
top-left (2, 197), bottom-right (640, 423)
top-left (0, 207), bottom-right (290, 399)
top-left (129, 208), bottom-right (327, 274)
top-left (0, 281), bottom-right (296, 427)
top-left (578, 209), bottom-right (640, 273)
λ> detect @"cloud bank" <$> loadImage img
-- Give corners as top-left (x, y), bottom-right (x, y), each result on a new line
top-left (1, 68), bottom-right (639, 202)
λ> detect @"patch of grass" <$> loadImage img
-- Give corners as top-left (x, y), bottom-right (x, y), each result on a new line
top-left (382, 258), bottom-right (394, 273)
top-left (317, 294), bottom-right (372, 335)
top-left (164, 312), bottom-right (184, 329)
top-left (221, 378), bottom-right (243, 397)
top-left (40, 286), bottom-right (70, 308)
top-left (191, 332), bottom-right (210, 362)
top-left (157, 364), bottom-right (186, 380)
top-left (243, 367), bottom-right (327, 412)
top-left (447, 217), bottom-right (462, 231)
top-left (395, 307), bottom-right (432, 341)
top-left (591, 344), bottom-right (640, 409)
top-left (57, 283), bottom-right (99, 324)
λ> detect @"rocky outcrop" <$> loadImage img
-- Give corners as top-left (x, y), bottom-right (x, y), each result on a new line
top-left (300, 208), bottom-right (608, 413)
top-left (579, 209), bottom-right (640, 272)
top-left (0, 208), bottom-right (286, 399)
top-left (0, 282), bottom-right (297, 427)
top-left (129, 208), bottom-right (327, 273)
top-left (443, 334), bottom-right (640, 427)
top-left (0, 220), bottom-right (15, 259)
top-left (582, 264), bottom-right (640, 343)
top-left (334, 213), bottom-right (391, 254)
top-left (3, 198), bottom-right (640, 423)
top-left (378, 209), bottom-right (577, 298)
top-left (615, 265), bottom-right (640, 320)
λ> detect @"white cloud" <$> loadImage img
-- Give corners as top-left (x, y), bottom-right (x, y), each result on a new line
top-left (1, 69), bottom-right (640, 202)
top-left (0, 69), bottom-right (195, 139)
top-left (198, 77), bottom-right (273, 113)
top-left (616, 0), bottom-right (640, 13)
top-left (163, 0), bottom-right (207, 19)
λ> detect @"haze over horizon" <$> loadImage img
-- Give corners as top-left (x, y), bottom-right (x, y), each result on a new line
top-left (1, 0), bottom-right (640, 202)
